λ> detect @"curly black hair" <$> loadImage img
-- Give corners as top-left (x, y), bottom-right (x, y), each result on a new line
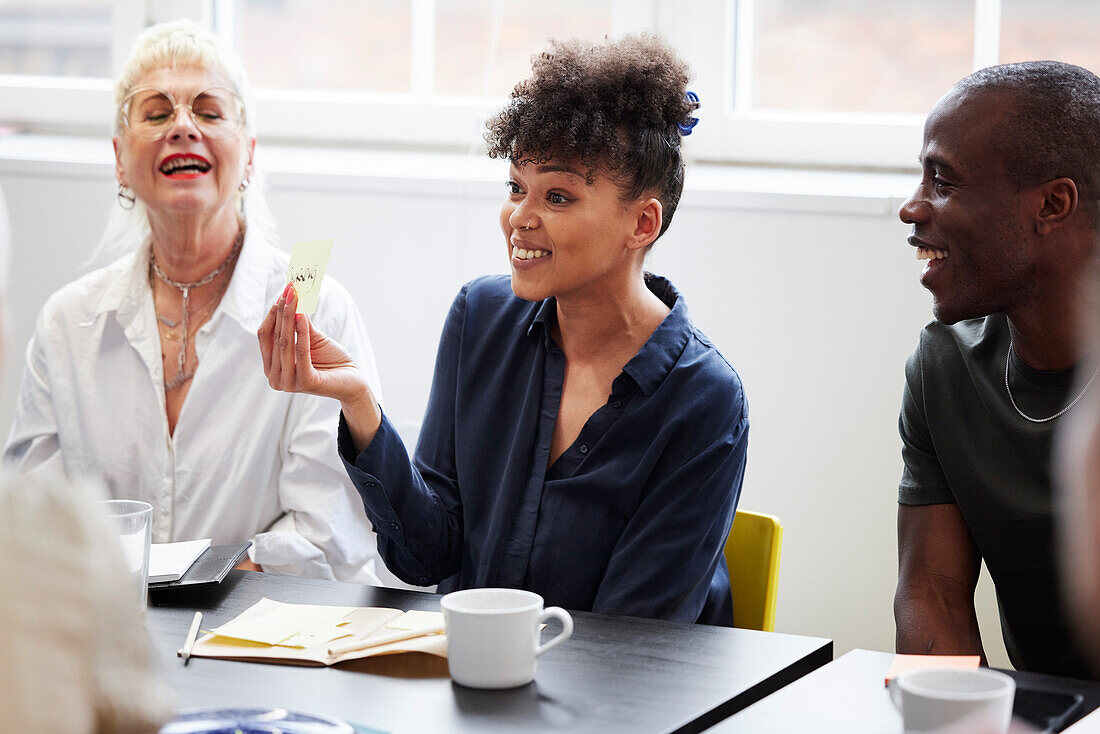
top-left (485, 34), bottom-right (696, 241)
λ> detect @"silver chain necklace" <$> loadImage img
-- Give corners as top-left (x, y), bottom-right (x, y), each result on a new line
top-left (1004, 339), bottom-right (1099, 423)
top-left (150, 228), bottom-right (244, 390)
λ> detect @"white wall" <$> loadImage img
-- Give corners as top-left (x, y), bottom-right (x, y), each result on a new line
top-left (0, 136), bottom-right (1011, 667)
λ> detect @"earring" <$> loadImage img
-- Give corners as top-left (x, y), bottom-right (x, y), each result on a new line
top-left (117, 183), bottom-right (135, 210)
top-left (238, 178), bottom-right (250, 193)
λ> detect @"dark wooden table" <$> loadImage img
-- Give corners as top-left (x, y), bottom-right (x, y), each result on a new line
top-left (708, 648), bottom-right (1100, 733)
top-left (147, 571), bottom-right (831, 733)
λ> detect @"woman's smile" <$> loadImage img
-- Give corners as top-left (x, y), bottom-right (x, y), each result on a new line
top-left (510, 240), bottom-right (552, 268)
top-left (159, 153), bottom-right (212, 180)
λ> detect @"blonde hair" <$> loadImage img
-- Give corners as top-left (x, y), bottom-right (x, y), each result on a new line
top-left (94, 19), bottom-right (277, 267)
top-left (113, 19), bottom-right (255, 136)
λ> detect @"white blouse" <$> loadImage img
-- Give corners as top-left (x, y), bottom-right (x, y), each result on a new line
top-left (5, 228), bottom-right (384, 583)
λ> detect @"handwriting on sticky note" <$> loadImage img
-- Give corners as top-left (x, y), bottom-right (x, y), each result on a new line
top-left (287, 239), bottom-right (333, 315)
top-left (884, 654), bottom-right (981, 685)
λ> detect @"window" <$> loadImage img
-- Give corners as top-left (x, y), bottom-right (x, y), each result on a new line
top-left (0, 0), bottom-right (115, 77)
top-left (745, 0), bottom-right (974, 115)
top-left (1000, 0), bottom-right (1100, 71)
top-left (0, 0), bottom-right (1096, 169)
top-left (234, 0), bottom-right (413, 94)
top-left (227, 0), bottom-right (640, 147)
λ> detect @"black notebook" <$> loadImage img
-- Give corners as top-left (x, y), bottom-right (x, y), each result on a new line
top-left (148, 541), bottom-right (251, 590)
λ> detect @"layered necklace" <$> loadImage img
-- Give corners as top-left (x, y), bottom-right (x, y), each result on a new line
top-left (150, 228), bottom-right (244, 390)
top-left (1005, 339), bottom-right (1100, 423)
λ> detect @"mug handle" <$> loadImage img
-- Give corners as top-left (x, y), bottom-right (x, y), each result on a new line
top-left (535, 606), bottom-right (573, 657)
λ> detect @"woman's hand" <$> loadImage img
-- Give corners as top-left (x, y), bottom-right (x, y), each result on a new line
top-left (257, 283), bottom-right (382, 451)
top-left (258, 284), bottom-right (361, 401)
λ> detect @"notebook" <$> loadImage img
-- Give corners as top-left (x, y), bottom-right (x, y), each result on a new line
top-left (148, 539), bottom-right (211, 583)
top-left (148, 541), bottom-right (251, 590)
top-left (185, 597), bottom-right (446, 666)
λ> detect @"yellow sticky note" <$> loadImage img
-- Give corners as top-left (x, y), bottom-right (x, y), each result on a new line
top-left (287, 239), bottom-right (334, 315)
top-left (385, 610), bottom-right (445, 631)
top-left (884, 654), bottom-right (981, 685)
top-left (210, 598), bottom-right (353, 645)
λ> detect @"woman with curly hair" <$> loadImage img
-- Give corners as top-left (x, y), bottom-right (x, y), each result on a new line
top-left (260, 35), bottom-right (748, 625)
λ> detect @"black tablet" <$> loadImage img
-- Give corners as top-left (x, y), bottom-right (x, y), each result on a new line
top-left (148, 541), bottom-right (251, 590)
top-left (1013, 686), bottom-right (1086, 733)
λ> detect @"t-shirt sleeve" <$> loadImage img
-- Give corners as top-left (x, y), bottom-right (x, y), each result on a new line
top-left (898, 335), bottom-right (956, 506)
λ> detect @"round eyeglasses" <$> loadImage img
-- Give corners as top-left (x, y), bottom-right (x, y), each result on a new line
top-left (120, 86), bottom-right (246, 141)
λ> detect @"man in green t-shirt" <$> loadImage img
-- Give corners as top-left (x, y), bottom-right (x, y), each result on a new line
top-left (894, 61), bottom-right (1100, 678)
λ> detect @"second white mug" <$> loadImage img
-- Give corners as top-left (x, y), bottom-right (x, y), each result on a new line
top-left (889, 667), bottom-right (1016, 734)
top-left (441, 587), bottom-right (573, 689)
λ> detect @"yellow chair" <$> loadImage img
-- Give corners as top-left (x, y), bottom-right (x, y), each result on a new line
top-left (724, 509), bottom-right (783, 632)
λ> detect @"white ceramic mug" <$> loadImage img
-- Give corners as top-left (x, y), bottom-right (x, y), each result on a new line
top-left (101, 499), bottom-right (153, 614)
top-left (441, 588), bottom-right (573, 689)
top-left (889, 667), bottom-right (1016, 734)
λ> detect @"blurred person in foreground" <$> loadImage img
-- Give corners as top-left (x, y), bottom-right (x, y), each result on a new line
top-left (894, 61), bottom-right (1100, 677)
top-left (260, 35), bottom-right (748, 624)
top-left (3, 20), bottom-right (385, 583)
top-left (0, 192), bottom-right (169, 731)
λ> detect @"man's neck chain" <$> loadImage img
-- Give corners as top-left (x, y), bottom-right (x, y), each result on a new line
top-left (150, 228), bottom-right (244, 390)
top-left (1005, 339), bottom-right (1099, 423)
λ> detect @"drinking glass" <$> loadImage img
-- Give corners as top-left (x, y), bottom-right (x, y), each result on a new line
top-left (102, 499), bottom-right (153, 614)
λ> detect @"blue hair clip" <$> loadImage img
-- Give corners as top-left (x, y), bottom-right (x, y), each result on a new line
top-left (678, 90), bottom-right (700, 136)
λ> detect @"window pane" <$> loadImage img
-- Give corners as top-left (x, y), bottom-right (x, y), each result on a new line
top-left (0, 0), bottom-right (113, 77)
top-left (235, 0), bottom-right (411, 92)
top-left (1000, 0), bottom-right (1100, 73)
top-left (434, 0), bottom-right (614, 97)
top-left (751, 0), bottom-right (974, 114)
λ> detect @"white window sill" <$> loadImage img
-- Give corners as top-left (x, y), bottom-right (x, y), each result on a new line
top-left (0, 133), bottom-right (916, 217)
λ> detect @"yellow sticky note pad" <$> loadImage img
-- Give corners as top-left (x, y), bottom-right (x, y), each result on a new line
top-left (209, 598), bottom-right (354, 646)
top-left (287, 239), bottom-right (334, 315)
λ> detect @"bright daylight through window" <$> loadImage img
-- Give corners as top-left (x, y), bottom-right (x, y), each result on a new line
top-left (1, 0), bottom-right (1098, 168)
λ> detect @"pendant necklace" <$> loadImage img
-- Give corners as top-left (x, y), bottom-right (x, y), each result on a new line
top-left (150, 228), bottom-right (244, 390)
top-left (1005, 339), bottom-right (1100, 423)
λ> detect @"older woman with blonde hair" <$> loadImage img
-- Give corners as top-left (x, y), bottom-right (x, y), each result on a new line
top-left (4, 19), bottom-right (385, 583)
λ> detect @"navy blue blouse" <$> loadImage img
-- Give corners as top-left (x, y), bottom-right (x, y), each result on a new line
top-left (339, 274), bottom-right (748, 625)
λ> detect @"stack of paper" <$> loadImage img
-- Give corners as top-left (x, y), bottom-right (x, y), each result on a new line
top-left (149, 539), bottom-right (211, 583)
top-left (186, 598), bottom-right (447, 666)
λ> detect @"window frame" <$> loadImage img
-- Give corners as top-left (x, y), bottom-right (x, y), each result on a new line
top-left (0, 0), bottom-right (1028, 170)
top-left (663, 0), bottom-right (1005, 169)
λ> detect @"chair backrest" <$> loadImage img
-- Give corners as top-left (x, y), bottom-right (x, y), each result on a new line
top-left (724, 509), bottom-right (783, 632)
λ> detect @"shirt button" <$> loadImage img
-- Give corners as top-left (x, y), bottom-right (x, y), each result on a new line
top-left (418, 577), bottom-right (429, 585)
top-left (389, 522), bottom-right (400, 531)
top-left (579, 444), bottom-right (588, 454)
top-left (612, 400), bottom-right (622, 409)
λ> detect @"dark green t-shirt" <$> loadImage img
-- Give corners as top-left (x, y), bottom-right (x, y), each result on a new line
top-left (899, 313), bottom-right (1091, 678)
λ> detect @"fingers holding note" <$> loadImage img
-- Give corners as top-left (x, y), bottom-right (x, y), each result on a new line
top-left (257, 238), bottom-right (383, 450)
top-left (259, 285), bottom-right (361, 402)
